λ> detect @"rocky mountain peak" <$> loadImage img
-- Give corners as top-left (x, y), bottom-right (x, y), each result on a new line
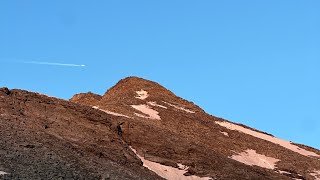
top-left (70, 92), bottom-right (102, 106)
top-left (69, 77), bottom-right (320, 180)
top-left (97, 76), bottom-right (203, 113)
top-left (101, 76), bottom-right (174, 101)
top-left (3, 77), bottom-right (320, 180)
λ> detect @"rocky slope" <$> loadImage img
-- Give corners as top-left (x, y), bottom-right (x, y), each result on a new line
top-left (0, 87), bottom-right (162, 179)
top-left (71, 77), bottom-right (320, 180)
top-left (1, 76), bottom-right (319, 179)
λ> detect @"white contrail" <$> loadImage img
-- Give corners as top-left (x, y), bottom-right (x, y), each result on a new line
top-left (22, 61), bottom-right (86, 67)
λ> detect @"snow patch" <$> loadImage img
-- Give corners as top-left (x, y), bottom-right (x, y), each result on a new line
top-left (130, 147), bottom-right (212, 180)
top-left (220, 131), bottom-right (229, 137)
top-left (230, 149), bottom-right (280, 169)
top-left (178, 163), bottom-right (189, 170)
top-left (215, 121), bottom-right (320, 157)
top-left (276, 170), bottom-right (304, 180)
top-left (0, 171), bottom-right (8, 175)
top-left (135, 89), bottom-right (149, 100)
top-left (92, 106), bottom-right (131, 118)
top-left (147, 101), bottom-right (167, 109)
top-left (162, 101), bottom-right (195, 114)
top-left (310, 170), bottom-right (320, 180)
top-left (134, 113), bottom-right (149, 119)
top-left (131, 105), bottom-right (161, 120)
top-left (278, 170), bottom-right (292, 175)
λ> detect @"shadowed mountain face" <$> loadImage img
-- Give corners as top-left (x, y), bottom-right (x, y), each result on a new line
top-left (0, 87), bottom-right (161, 179)
top-left (71, 77), bottom-right (320, 180)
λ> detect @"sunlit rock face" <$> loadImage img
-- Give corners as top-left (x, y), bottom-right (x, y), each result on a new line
top-left (70, 77), bottom-right (320, 180)
top-left (1, 76), bottom-right (319, 179)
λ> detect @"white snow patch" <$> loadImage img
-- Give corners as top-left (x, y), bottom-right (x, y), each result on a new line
top-left (278, 170), bottom-right (292, 175)
top-left (92, 106), bottom-right (131, 118)
top-left (220, 131), bottom-right (229, 137)
top-left (147, 101), bottom-right (168, 109)
top-left (130, 147), bottom-right (212, 180)
top-left (162, 101), bottom-right (195, 114)
top-left (277, 171), bottom-right (304, 180)
top-left (0, 171), bottom-right (8, 175)
top-left (178, 163), bottom-right (189, 170)
top-left (215, 121), bottom-right (320, 157)
top-left (135, 89), bottom-right (149, 100)
top-left (131, 105), bottom-right (161, 120)
top-left (230, 149), bottom-right (280, 169)
top-left (310, 170), bottom-right (320, 180)
top-left (134, 113), bottom-right (149, 119)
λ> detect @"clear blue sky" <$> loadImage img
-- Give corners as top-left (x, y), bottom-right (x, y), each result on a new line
top-left (0, 1), bottom-right (319, 149)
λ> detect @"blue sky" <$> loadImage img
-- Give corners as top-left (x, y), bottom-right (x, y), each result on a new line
top-left (0, 1), bottom-right (319, 149)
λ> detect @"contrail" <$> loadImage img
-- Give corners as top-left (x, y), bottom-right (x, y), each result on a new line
top-left (22, 61), bottom-right (86, 67)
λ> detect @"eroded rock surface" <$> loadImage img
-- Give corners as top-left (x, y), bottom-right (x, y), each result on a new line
top-left (71, 77), bottom-right (320, 180)
top-left (0, 87), bottom-right (162, 179)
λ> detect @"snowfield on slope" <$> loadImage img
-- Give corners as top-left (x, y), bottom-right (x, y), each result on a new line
top-left (230, 149), bottom-right (280, 169)
top-left (134, 112), bottom-right (151, 119)
top-left (215, 121), bottom-right (319, 157)
top-left (147, 101), bottom-right (168, 109)
top-left (220, 131), bottom-right (229, 137)
top-left (92, 106), bottom-right (131, 118)
top-left (130, 147), bottom-right (212, 180)
top-left (162, 101), bottom-right (195, 113)
top-left (276, 170), bottom-right (303, 179)
top-left (131, 104), bottom-right (161, 120)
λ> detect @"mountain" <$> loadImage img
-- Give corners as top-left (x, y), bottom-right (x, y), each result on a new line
top-left (1, 77), bottom-right (320, 179)
top-left (0, 87), bottom-right (161, 179)
top-left (71, 77), bottom-right (320, 180)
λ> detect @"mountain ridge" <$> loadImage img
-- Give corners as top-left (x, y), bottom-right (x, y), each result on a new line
top-left (1, 76), bottom-right (320, 179)
top-left (70, 76), bottom-right (320, 180)
top-left (0, 87), bottom-right (162, 179)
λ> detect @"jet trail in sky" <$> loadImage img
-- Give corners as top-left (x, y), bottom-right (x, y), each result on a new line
top-left (22, 61), bottom-right (86, 67)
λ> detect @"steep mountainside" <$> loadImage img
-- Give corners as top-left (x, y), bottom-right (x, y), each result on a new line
top-left (0, 87), bottom-right (162, 179)
top-left (71, 77), bottom-right (320, 180)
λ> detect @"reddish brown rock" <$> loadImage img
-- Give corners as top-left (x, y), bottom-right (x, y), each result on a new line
top-left (71, 76), bottom-right (320, 180)
top-left (1, 76), bottom-right (319, 179)
top-left (0, 88), bottom-right (162, 179)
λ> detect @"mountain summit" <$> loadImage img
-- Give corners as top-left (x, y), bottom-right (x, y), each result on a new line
top-left (1, 77), bottom-right (320, 179)
top-left (98, 76), bottom-right (201, 112)
top-left (70, 77), bottom-right (320, 180)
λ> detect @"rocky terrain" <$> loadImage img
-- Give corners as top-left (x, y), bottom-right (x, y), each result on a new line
top-left (71, 77), bottom-right (320, 180)
top-left (0, 87), bottom-right (161, 179)
top-left (1, 76), bottom-right (320, 179)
